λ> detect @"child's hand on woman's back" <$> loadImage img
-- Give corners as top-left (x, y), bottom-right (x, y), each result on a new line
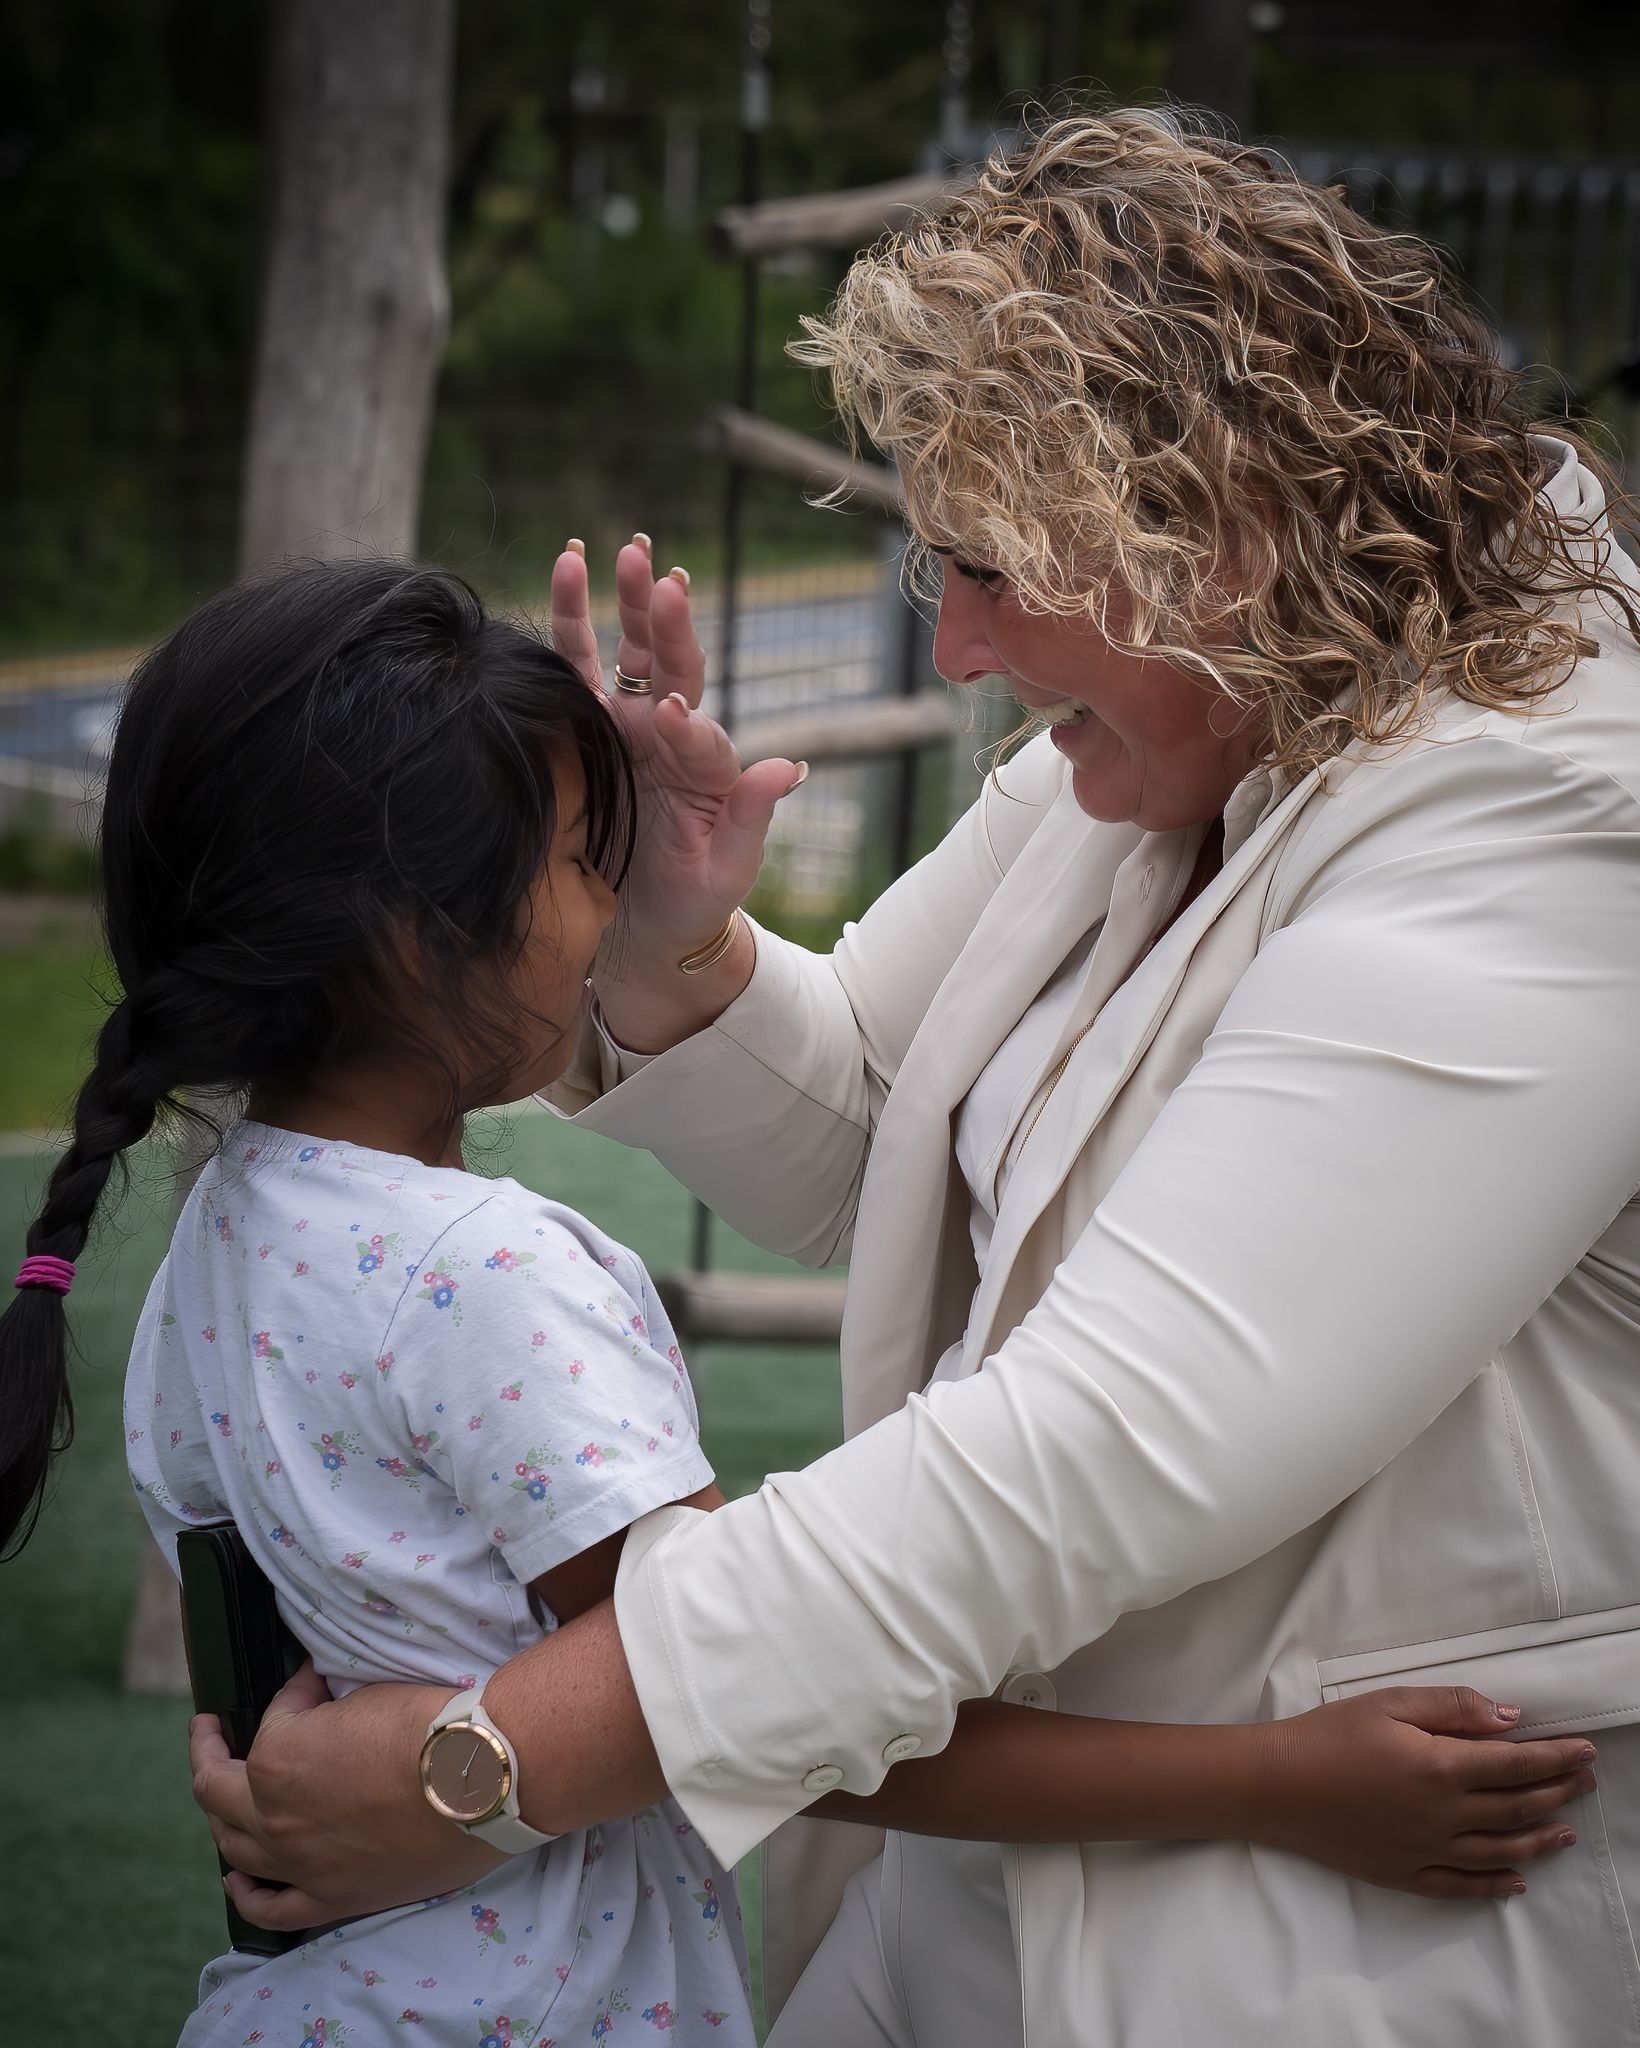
top-left (1250, 1685), bottom-right (1596, 1898)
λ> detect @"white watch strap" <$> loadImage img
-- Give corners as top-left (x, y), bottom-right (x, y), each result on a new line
top-left (426, 1682), bottom-right (558, 1850)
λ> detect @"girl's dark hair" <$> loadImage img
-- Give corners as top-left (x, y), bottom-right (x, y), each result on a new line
top-left (0, 559), bottom-right (634, 1556)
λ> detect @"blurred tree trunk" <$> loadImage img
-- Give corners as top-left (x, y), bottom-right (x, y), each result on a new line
top-left (1167, 0), bottom-right (1255, 131)
top-left (124, 0), bottom-right (456, 1696)
top-left (239, 0), bottom-right (455, 572)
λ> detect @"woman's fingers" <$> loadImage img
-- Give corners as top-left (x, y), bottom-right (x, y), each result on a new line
top-left (1449, 1734), bottom-right (1597, 1790)
top-left (649, 567), bottom-right (706, 706)
top-left (614, 538), bottom-right (658, 679)
top-left (1410, 1865), bottom-right (1528, 1900)
top-left (224, 1867), bottom-right (331, 1931)
top-left (1442, 1821), bottom-right (1579, 1871)
top-left (258, 1658), bottom-right (332, 1732)
top-left (550, 543), bottom-right (605, 693)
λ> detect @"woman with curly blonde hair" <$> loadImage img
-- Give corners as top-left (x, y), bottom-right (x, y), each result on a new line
top-left (193, 109), bottom-right (1640, 2045)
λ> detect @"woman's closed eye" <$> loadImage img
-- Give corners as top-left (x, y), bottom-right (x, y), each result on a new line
top-left (934, 547), bottom-right (1008, 595)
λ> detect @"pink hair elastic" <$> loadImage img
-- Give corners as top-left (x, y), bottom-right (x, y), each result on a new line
top-left (14, 1255), bottom-right (75, 1297)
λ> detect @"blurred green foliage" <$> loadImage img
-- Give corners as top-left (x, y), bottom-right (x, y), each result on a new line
top-left (2, 0), bottom-right (1637, 649)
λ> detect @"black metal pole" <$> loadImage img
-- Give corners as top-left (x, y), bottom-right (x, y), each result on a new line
top-left (694, 0), bottom-right (770, 1275)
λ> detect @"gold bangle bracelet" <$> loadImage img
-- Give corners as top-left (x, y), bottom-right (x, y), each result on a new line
top-left (678, 910), bottom-right (743, 976)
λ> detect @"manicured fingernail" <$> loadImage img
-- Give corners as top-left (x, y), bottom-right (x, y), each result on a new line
top-left (664, 692), bottom-right (690, 712)
top-left (1495, 1702), bottom-right (1521, 1721)
top-left (1578, 1744), bottom-right (1597, 1763)
top-left (1508, 1879), bottom-right (1527, 1894)
top-left (567, 537), bottom-right (585, 557)
top-left (1557, 1829), bottom-right (1577, 1847)
top-left (632, 531), bottom-right (652, 553)
top-left (1578, 1771), bottom-right (1598, 1793)
top-left (786, 761), bottom-right (811, 793)
top-left (668, 565), bottom-right (691, 589)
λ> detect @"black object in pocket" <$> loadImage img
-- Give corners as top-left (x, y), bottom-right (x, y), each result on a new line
top-left (175, 1521), bottom-right (310, 1958)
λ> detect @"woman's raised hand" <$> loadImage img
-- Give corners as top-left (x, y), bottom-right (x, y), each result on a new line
top-left (550, 537), bottom-right (805, 959)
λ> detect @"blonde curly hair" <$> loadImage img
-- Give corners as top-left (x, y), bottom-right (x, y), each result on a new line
top-left (794, 106), bottom-right (1640, 774)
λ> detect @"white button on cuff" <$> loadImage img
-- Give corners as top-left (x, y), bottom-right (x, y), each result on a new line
top-left (881, 1734), bottom-right (922, 1765)
top-left (1000, 1670), bottom-right (1057, 1710)
top-left (802, 1764), bottom-right (845, 1794)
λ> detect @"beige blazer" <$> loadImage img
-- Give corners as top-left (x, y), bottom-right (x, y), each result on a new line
top-left (549, 443), bottom-right (1640, 2044)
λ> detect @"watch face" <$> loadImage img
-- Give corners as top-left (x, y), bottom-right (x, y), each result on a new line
top-left (421, 1722), bottom-right (511, 1825)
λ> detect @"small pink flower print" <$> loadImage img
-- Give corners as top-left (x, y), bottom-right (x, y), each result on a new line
top-left (416, 1552), bottom-right (436, 1567)
top-left (338, 1371), bottom-right (357, 1389)
top-left (701, 2013), bottom-right (729, 2029)
top-left (376, 1351), bottom-right (394, 1378)
top-left (265, 1459), bottom-right (281, 1476)
top-left (252, 1331), bottom-right (273, 1359)
top-left (170, 1429), bottom-right (183, 1446)
top-left (513, 1953), bottom-right (530, 1967)
top-left (270, 1525), bottom-right (296, 1549)
top-left (257, 1986), bottom-right (273, 2000)
top-left (529, 1331), bottom-right (546, 1349)
top-left (601, 1253), bottom-right (618, 1268)
top-left (575, 1442), bottom-right (615, 1467)
top-left (294, 1218), bottom-right (309, 1232)
top-left (466, 1415), bottom-right (483, 1431)
top-left (304, 1368), bottom-right (318, 1384)
top-left (243, 1146), bottom-right (259, 1162)
top-left (398, 2014), bottom-right (422, 2027)
top-left (202, 1326), bottom-right (217, 1343)
top-left (662, 1422), bottom-right (674, 1437)
top-left (210, 1411), bottom-right (231, 1438)
top-left (631, 1313), bottom-right (645, 1335)
top-left (416, 1979), bottom-right (437, 1990)
top-left (293, 1260), bottom-right (310, 1277)
top-left (566, 1249), bottom-right (579, 1262)
top-left (390, 1531), bottom-right (406, 1543)
top-left (362, 1970), bottom-right (383, 1986)
top-left (646, 1438), bottom-right (658, 1453)
top-left (258, 1243), bottom-right (272, 1260)
top-left (492, 1526), bottom-right (507, 1542)
top-left (245, 2033), bottom-right (263, 2044)
top-left (214, 1214), bottom-right (233, 1243)
top-left (410, 1431), bottom-right (434, 1455)
top-left (568, 1360), bottom-right (585, 1382)
top-left (555, 1964), bottom-right (571, 1983)
top-left (667, 1345), bottom-right (681, 1363)
top-left (500, 1380), bottom-right (523, 1401)
top-left (642, 2003), bottom-right (675, 2030)
top-left (419, 1268), bottom-right (459, 1315)
top-left (342, 1551), bottom-right (367, 1569)
top-left (486, 1248), bottom-right (517, 1272)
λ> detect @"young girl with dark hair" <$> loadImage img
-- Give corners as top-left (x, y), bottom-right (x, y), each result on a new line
top-left (0, 559), bottom-right (1597, 2046)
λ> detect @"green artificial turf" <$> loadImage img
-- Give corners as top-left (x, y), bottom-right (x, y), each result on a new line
top-left (0, 1111), bottom-right (843, 2040)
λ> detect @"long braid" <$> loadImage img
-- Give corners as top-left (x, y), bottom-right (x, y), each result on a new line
top-left (0, 987), bottom-right (177, 1555)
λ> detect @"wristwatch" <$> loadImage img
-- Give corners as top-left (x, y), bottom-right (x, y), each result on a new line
top-left (418, 1683), bottom-right (559, 1854)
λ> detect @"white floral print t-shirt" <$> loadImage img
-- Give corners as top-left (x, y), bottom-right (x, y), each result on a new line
top-left (125, 1121), bottom-right (751, 2048)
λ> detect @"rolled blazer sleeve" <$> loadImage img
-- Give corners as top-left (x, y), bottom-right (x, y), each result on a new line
top-left (615, 735), bottom-right (1640, 1866)
top-left (540, 737), bottom-right (1065, 1266)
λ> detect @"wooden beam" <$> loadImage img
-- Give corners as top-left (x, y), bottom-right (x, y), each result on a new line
top-left (714, 172), bottom-right (955, 260)
top-left (735, 692), bottom-right (955, 766)
top-left (655, 1269), bottom-right (848, 1345)
top-left (703, 404), bottom-right (903, 516)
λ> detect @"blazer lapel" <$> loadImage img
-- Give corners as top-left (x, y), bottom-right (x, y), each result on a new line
top-left (838, 787), bottom-right (1143, 1431)
top-left (958, 764), bottom-right (1324, 1373)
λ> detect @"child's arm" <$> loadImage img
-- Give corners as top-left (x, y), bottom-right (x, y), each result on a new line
top-left (532, 1483), bottom-right (728, 1624)
top-left (810, 1687), bottom-right (1597, 1899)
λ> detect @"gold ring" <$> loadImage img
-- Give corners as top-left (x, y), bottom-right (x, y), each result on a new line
top-left (612, 666), bottom-right (653, 695)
